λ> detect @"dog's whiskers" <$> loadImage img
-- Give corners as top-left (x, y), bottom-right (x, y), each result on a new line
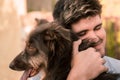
top-left (29, 57), bottom-right (40, 69)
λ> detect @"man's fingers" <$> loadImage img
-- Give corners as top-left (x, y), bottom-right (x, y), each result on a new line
top-left (100, 58), bottom-right (106, 65)
top-left (101, 66), bottom-right (108, 73)
top-left (73, 39), bottom-right (82, 55)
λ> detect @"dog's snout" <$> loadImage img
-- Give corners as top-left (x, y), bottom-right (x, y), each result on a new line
top-left (9, 60), bottom-right (29, 71)
top-left (9, 62), bottom-right (15, 70)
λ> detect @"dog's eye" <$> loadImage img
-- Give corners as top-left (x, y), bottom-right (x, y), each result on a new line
top-left (29, 45), bottom-right (36, 51)
top-left (26, 43), bottom-right (37, 55)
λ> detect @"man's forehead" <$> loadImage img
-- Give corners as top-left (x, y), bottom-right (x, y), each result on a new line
top-left (71, 15), bottom-right (102, 32)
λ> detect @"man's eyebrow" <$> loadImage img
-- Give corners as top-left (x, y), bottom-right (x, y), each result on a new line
top-left (75, 23), bottom-right (102, 35)
top-left (94, 23), bottom-right (102, 28)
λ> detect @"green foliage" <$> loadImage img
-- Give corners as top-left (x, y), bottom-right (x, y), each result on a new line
top-left (105, 20), bottom-right (115, 57)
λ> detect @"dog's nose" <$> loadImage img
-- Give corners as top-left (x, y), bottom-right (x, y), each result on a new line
top-left (9, 62), bottom-right (15, 70)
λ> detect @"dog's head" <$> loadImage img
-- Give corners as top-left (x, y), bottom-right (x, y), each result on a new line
top-left (9, 22), bottom-right (72, 77)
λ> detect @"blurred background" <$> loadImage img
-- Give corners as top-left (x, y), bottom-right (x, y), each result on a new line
top-left (0, 0), bottom-right (120, 80)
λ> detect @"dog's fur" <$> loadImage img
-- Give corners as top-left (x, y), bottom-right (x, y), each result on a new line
top-left (9, 21), bottom-right (120, 80)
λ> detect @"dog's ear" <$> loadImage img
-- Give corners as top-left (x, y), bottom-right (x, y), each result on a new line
top-left (35, 18), bottom-right (48, 26)
top-left (44, 29), bottom-right (58, 54)
top-left (44, 26), bottom-right (71, 55)
top-left (43, 22), bottom-right (71, 40)
top-left (44, 30), bottom-right (58, 41)
top-left (56, 27), bottom-right (71, 41)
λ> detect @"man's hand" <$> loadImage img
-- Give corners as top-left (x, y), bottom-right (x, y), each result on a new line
top-left (67, 39), bottom-right (108, 80)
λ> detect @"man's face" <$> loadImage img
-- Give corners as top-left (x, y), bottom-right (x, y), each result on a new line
top-left (71, 15), bottom-right (106, 56)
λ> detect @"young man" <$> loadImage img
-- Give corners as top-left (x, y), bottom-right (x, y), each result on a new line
top-left (53, 0), bottom-right (120, 80)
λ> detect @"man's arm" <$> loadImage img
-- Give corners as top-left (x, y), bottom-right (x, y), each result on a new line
top-left (67, 40), bottom-right (108, 80)
top-left (104, 56), bottom-right (120, 73)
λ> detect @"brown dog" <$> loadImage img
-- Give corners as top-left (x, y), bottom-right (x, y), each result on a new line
top-left (9, 21), bottom-right (120, 80)
top-left (9, 21), bottom-right (72, 80)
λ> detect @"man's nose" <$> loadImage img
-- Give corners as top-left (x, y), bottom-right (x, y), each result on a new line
top-left (88, 31), bottom-right (99, 42)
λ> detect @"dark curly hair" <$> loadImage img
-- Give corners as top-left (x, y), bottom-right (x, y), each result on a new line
top-left (53, 0), bottom-right (102, 29)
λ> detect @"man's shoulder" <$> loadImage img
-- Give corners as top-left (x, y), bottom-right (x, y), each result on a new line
top-left (104, 56), bottom-right (120, 73)
top-left (104, 56), bottom-right (120, 61)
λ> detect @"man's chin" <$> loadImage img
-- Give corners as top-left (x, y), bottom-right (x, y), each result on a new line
top-left (100, 51), bottom-right (105, 57)
top-left (95, 48), bottom-right (105, 57)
